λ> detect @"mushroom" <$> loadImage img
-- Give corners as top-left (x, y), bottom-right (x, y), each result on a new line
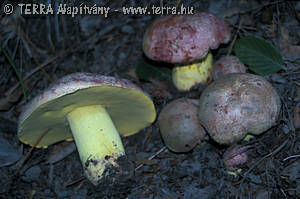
top-left (223, 145), bottom-right (249, 171)
top-left (212, 55), bottom-right (247, 80)
top-left (158, 98), bottom-right (206, 152)
top-left (143, 12), bottom-right (231, 91)
top-left (198, 73), bottom-right (281, 145)
top-left (18, 73), bottom-right (156, 185)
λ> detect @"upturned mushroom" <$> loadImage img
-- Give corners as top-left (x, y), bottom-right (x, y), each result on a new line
top-left (18, 73), bottom-right (156, 185)
top-left (158, 98), bottom-right (206, 152)
top-left (212, 55), bottom-right (247, 80)
top-left (198, 73), bottom-right (281, 145)
top-left (143, 13), bottom-right (231, 91)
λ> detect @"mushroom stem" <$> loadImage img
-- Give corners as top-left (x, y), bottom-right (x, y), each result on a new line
top-left (67, 104), bottom-right (125, 185)
top-left (172, 53), bottom-right (213, 91)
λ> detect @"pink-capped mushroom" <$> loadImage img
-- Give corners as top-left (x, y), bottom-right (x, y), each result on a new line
top-left (143, 13), bottom-right (231, 91)
top-left (223, 145), bottom-right (249, 171)
top-left (212, 55), bottom-right (247, 80)
top-left (158, 98), bottom-right (206, 152)
top-left (198, 73), bottom-right (281, 145)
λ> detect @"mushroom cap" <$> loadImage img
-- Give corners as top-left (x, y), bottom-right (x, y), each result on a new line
top-left (18, 73), bottom-right (156, 148)
top-left (143, 12), bottom-right (231, 64)
top-left (158, 98), bottom-right (206, 152)
top-left (212, 55), bottom-right (247, 80)
top-left (198, 73), bottom-right (281, 145)
top-left (223, 145), bottom-right (248, 171)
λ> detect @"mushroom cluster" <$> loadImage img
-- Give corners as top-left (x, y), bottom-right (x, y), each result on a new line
top-left (18, 72), bottom-right (156, 185)
top-left (143, 12), bottom-right (231, 91)
top-left (144, 13), bottom-right (281, 176)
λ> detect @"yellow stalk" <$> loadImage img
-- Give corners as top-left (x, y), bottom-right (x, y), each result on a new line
top-left (172, 52), bottom-right (213, 91)
top-left (67, 104), bottom-right (125, 185)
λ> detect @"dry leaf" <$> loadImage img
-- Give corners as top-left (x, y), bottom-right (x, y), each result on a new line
top-left (0, 137), bottom-right (22, 167)
top-left (126, 68), bottom-right (139, 81)
top-left (279, 26), bottom-right (300, 61)
top-left (0, 89), bottom-right (23, 111)
top-left (46, 141), bottom-right (76, 164)
top-left (148, 78), bottom-right (172, 99)
top-left (294, 107), bottom-right (300, 130)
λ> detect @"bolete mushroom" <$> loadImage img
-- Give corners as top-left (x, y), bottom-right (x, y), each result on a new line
top-left (223, 145), bottom-right (249, 171)
top-left (18, 72), bottom-right (156, 185)
top-left (143, 12), bottom-right (231, 91)
top-left (212, 55), bottom-right (247, 80)
top-left (158, 98), bottom-right (206, 152)
top-left (198, 73), bottom-right (281, 145)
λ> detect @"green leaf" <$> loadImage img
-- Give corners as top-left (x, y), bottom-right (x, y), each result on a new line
top-left (136, 56), bottom-right (171, 81)
top-left (234, 35), bottom-right (286, 76)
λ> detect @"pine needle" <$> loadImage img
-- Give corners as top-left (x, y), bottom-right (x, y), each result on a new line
top-left (0, 43), bottom-right (27, 102)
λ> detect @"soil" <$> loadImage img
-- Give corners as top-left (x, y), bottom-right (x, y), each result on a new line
top-left (0, 0), bottom-right (299, 198)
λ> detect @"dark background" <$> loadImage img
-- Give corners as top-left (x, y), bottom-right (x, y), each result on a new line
top-left (0, 0), bottom-right (299, 198)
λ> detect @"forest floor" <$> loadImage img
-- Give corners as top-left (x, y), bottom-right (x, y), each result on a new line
top-left (0, 0), bottom-right (299, 198)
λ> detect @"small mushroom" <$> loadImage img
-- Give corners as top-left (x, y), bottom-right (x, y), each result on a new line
top-left (223, 145), bottom-right (248, 171)
top-left (212, 55), bottom-right (247, 80)
top-left (143, 13), bottom-right (231, 91)
top-left (18, 73), bottom-right (156, 185)
top-left (198, 73), bottom-right (281, 145)
top-left (158, 98), bottom-right (206, 152)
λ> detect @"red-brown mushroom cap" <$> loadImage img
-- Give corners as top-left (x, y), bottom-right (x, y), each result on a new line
top-left (223, 145), bottom-right (249, 171)
top-left (143, 12), bottom-right (231, 64)
top-left (198, 73), bottom-right (281, 145)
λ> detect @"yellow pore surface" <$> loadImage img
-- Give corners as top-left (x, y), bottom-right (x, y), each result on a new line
top-left (18, 86), bottom-right (156, 148)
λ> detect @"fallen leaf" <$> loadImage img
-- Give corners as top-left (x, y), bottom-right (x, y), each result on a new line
top-left (148, 78), bottom-right (172, 100)
top-left (0, 137), bottom-right (22, 167)
top-left (0, 89), bottom-right (23, 111)
top-left (126, 68), bottom-right (139, 81)
top-left (46, 141), bottom-right (76, 164)
top-left (234, 35), bottom-right (286, 75)
top-left (136, 56), bottom-right (171, 81)
top-left (293, 107), bottom-right (300, 130)
top-left (279, 26), bottom-right (300, 62)
top-left (280, 38), bottom-right (300, 62)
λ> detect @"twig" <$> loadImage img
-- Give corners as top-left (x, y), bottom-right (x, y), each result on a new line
top-left (291, 80), bottom-right (300, 86)
top-left (226, 0), bottom-right (285, 17)
top-left (227, 19), bottom-right (243, 56)
top-left (5, 46), bottom-right (74, 97)
top-left (0, 44), bottom-right (27, 102)
top-left (281, 96), bottom-right (296, 135)
top-left (282, 154), bottom-right (300, 162)
top-left (4, 24), bottom-right (110, 97)
top-left (66, 176), bottom-right (85, 187)
top-left (135, 146), bottom-right (167, 171)
top-left (15, 129), bottom-right (50, 174)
